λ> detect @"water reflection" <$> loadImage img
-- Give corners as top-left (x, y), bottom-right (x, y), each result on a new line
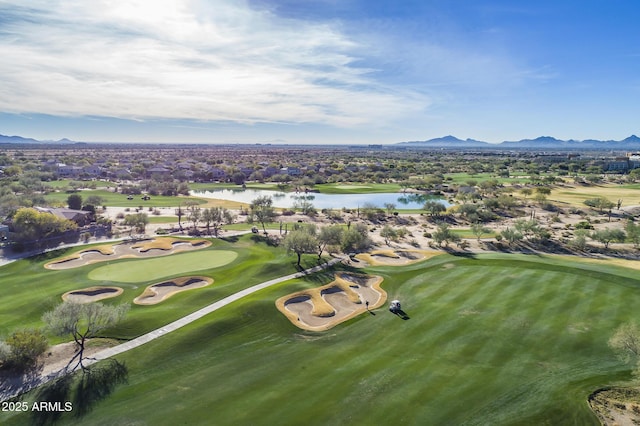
top-left (192, 189), bottom-right (449, 210)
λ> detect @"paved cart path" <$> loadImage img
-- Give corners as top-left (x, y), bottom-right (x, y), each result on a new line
top-left (0, 256), bottom-right (345, 402)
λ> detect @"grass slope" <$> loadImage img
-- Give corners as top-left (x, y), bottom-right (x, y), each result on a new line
top-left (3, 253), bottom-right (640, 425)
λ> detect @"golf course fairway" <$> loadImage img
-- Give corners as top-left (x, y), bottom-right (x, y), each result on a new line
top-left (3, 252), bottom-right (640, 425)
top-left (87, 250), bottom-right (238, 283)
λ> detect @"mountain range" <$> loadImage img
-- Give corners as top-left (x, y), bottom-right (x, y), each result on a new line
top-left (399, 135), bottom-right (640, 150)
top-left (2, 132), bottom-right (640, 149)
top-left (0, 134), bottom-right (76, 144)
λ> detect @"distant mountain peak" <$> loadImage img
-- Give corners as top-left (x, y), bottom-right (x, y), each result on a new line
top-left (398, 134), bottom-right (640, 149)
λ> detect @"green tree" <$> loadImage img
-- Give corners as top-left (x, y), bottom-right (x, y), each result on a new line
top-left (202, 207), bottom-right (233, 236)
top-left (591, 228), bottom-right (626, 249)
top-left (535, 187), bottom-right (552, 195)
top-left (293, 195), bottom-right (316, 216)
top-left (514, 219), bottom-right (542, 241)
top-left (380, 225), bottom-right (397, 245)
top-left (500, 227), bottom-right (523, 245)
top-left (67, 193), bottom-right (83, 210)
top-left (361, 203), bottom-right (384, 222)
top-left (569, 229), bottom-right (589, 250)
top-left (432, 222), bottom-right (459, 247)
top-left (43, 302), bottom-right (129, 371)
top-left (520, 188), bottom-right (532, 198)
top-left (123, 213), bottom-right (149, 235)
top-left (250, 196), bottom-right (277, 233)
top-left (12, 207), bottom-right (77, 243)
top-left (283, 228), bottom-right (318, 267)
top-left (318, 225), bottom-right (344, 256)
top-left (341, 223), bottom-right (372, 253)
top-left (85, 195), bottom-right (105, 207)
top-left (470, 223), bottom-right (491, 241)
top-left (584, 197), bottom-right (615, 214)
top-left (625, 220), bottom-right (640, 248)
top-left (423, 200), bottom-right (446, 217)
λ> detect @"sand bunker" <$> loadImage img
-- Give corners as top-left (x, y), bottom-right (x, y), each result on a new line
top-left (133, 276), bottom-right (213, 305)
top-left (276, 272), bottom-right (385, 331)
top-left (355, 249), bottom-right (434, 266)
top-left (62, 286), bottom-right (123, 303)
top-left (45, 237), bottom-right (211, 270)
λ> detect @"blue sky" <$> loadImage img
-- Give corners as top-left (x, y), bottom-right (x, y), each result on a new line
top-left (0, 0), bottom-right (638, 144)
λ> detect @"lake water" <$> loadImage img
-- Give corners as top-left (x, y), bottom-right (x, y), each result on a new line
top-left (191, 189), bottom-right (450, 210)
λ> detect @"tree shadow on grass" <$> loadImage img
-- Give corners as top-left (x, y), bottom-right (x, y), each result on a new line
top-left (30, 374), bottom-right (73, 426)
top-left (72, 359), bottom-right (128, 417)
top-left (31, 360), bottom-right (128, 425)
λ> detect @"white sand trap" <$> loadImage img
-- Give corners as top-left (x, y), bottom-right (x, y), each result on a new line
top-left (133, 276), bottom-right (213, 305)
top-left (276, 272), bottom-right (385, 331)
top-left (356, 249), bottom-right (435, 266)
top-left (62, 286), bottom-right (123, 303)
top-left (45, 237), bottom-right (211, 270)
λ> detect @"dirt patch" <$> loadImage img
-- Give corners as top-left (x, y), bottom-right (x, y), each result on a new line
top-left (62, 286), bottom-right (123, 303)
top-left (589, 387), bottom-right (640, 426)
top-left (0, 339), bottom-right (117, 397)
top-left (276, 272), bottom-right (385, 331)
top-left (355, 249), bottom-right (436, 266)
top-left (133, 276), bottom-right (213, 305)
top-left (45, 237), bottom-right (211, 270)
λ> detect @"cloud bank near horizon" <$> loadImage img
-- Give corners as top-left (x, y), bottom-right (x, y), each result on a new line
top-left (1, 1), bottom-right (637, 144)
top-left (0, 0), bottom-right (431, 128)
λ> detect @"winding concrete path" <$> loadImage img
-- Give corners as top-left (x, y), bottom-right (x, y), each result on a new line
top-left (0, 256), bottom-right (345, 402)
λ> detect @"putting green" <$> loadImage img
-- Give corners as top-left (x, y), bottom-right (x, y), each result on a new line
top-left (88, 250), bottom-right (237, 283)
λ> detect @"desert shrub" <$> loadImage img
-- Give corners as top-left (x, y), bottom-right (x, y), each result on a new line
top-left (4, 328), bottom-right (48, 370)
top-left (575, 221), bottom-right (593, 230)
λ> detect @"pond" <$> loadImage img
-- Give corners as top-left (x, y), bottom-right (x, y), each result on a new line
top-left (191, 189), bottom-right (451, 210)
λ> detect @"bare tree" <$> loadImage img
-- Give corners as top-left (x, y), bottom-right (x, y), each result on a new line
top-left (43, 302), bottom-right (129, 371)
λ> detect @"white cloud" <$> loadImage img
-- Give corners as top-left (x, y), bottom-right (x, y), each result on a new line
top-left (0, 0), bottom-right (427, 127)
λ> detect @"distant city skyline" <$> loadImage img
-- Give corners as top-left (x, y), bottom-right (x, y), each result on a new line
top-left (1, 1), bottom-right (638, 145)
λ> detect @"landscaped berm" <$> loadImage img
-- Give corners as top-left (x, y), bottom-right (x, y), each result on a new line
top-left (44, 237), bottom-right (212, 270)
top-left (133, 276), bottom-right (214, 305)
top-left (62, 286), bottom-right (123, 303)
top-left (355, 249), bottom-right (436, 266)
top-left (276, 272), bottom-right (385, 331)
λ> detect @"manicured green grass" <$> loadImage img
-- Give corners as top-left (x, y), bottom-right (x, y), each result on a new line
top-left (0, 235), bottom-right (308, 341)
top-left (444, 172), bottom-right (532, 185)
top-left (189, 182), bottom-right (281, 191)
top-left (147, 215), bottom-right (178, 224)
top-left (453, 228), bottom-right (498, 239)
top-left (3, 253), bottom-right (640, 425)
top-left (315, 182), bottom-right (402, 194)
top-left (87, 251), bottom-right (238, 283)
top-left (44, 189), bottom-right (207, 208)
